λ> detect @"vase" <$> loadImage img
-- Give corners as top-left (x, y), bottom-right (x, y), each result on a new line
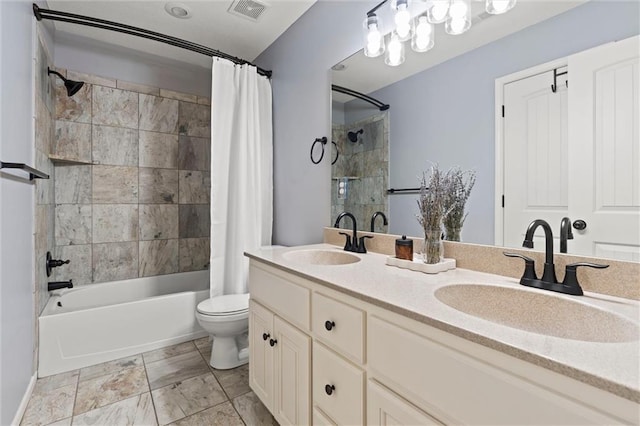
top-left (444, 225), bottom-right (461, 242)
top-left (422, 229), bottom-right (443, 264)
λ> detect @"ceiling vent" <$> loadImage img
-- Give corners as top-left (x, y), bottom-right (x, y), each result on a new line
top-left (228, 0), bottom-right (268, 22)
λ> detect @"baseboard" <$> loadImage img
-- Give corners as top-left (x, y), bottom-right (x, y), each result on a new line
top-left (11, 373), bottom-right (36, 426)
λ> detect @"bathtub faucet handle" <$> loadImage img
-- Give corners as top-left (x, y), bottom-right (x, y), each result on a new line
top-left (46, 251), bottom-right (71, 277)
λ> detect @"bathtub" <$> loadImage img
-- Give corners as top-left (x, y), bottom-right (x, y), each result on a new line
top-left (38, 270), bottom-right (209, 377)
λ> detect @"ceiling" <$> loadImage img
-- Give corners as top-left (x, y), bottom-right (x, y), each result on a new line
top-left (332, 0), bottom-right (587, 102)
top-left (46, 0), bottom-right (317, 69)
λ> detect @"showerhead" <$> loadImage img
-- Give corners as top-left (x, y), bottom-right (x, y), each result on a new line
top-left (347, 129), bottom-right (363, 143)
top-left (47, 67), bottom-right (85, 97)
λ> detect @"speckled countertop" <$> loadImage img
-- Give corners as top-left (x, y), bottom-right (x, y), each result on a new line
top-left (246, 243), bottom-right (640, 403)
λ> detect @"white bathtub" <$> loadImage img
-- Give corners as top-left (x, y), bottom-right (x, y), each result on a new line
top-left (39, 270), bottom-right (209, 377)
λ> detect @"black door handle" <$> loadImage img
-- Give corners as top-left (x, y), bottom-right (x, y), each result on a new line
top-left (573, 219), bottom-right (587, 230)
top-left (325, 384), bottom-right (335, 396)
top-left (262, 333), bottom-right (270, 341)
top-left (269, 338), bottom-right (277, 347)
top-left (325, 320), bottom-right (335, 331)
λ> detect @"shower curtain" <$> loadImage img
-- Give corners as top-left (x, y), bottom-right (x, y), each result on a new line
top-left (210, 58), bottom-right (273, 297)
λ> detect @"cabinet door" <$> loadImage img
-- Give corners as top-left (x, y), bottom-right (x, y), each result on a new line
top-left (249, 300), bottom-right (274, 411)
top-left (368, 379), bottom-right (442, 426)
top-left (273, 316), bottom-right (311, 426)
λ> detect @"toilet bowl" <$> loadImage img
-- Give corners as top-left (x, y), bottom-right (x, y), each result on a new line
top-left (195, 293), bottom-right (250, 370)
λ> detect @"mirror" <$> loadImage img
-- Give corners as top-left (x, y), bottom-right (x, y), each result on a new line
top-left (330, 1), bottom-right (640, 262)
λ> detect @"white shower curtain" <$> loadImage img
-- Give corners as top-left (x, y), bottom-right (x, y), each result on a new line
top-left (210, 58), bottom-right (273, 297)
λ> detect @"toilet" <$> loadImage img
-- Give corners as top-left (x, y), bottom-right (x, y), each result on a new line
top-left (195, 293), bottom-right (250, 370)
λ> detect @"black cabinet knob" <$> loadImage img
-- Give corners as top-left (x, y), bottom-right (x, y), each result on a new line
top-left (573, 219), bottom-right (587, 230)
top-left (269, 338), bottom-right (277, 347)
top-left (262, 333), bottom-right (270, 341)
top-left (324, 320), bottom-right (335, 331)
top-left (325, 384), bottom-right (335, 396)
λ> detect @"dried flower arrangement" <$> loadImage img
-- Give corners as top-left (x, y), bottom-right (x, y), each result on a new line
top-left (416, 164), bottom-right (449, 264)
top-left (442, 167), bottom-right (476, 241)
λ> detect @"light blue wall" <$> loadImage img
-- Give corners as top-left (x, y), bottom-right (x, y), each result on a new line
top-left (0, 2), bottom-right (36, 423)
top-left (259, 0), bottom-right (640, 245)
top-left (255, 1), bottom-right (373, 245)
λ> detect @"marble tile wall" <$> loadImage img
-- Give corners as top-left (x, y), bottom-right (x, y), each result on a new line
top-left (52, 69), bottom-right (211, 285)
top-left (331, 112), bottom-right (389, 233)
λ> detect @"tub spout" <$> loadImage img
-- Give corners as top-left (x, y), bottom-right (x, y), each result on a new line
top-left (48, 280), bottom-right (73, 291)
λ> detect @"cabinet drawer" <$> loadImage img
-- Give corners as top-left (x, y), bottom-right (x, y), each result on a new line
top-left (312, 292), bottom-right (365, 363)
top-left (367, 379), bottom-right (442, 425)
top-left (249, 264), bottom-right (310, 331)
top-left (368, 315), bottom-right (621, 425)
top-left (313, 342), bottom-right (364, 426)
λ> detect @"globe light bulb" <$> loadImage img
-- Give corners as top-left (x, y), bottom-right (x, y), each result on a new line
top-left (412, 16), bottom-right (434, 52)
top-left (364, 17), bottom-right (384, 57)
top-left (428, 0), bottom-right (449, 23)
top-left (394, 4), bottom-right (412, 40)
top-left (492, 0), bottom-right (509, 12)
top-left (385, 33), bottom-right (405, 66)
top-left (450, 17), bottom-right (465, 33)
top-left (449, 0), bottom-right (468, 18)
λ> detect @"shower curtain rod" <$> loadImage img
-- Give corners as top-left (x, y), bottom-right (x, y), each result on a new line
top-left (32, 4), bottom-right (272, 78)
top-left (331, 84), bottom-right (389, 111)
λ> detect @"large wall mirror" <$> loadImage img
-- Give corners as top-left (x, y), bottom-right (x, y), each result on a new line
top-left (330, 0), bottom-right (639, 262)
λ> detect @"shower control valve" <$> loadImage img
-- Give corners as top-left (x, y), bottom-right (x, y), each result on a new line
top-left (46, 251), bottom-right (70, 277)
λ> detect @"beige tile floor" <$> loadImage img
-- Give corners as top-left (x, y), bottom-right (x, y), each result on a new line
top-left (21, 337), bottom-right (277, 426)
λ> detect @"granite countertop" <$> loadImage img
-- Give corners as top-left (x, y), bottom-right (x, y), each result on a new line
top-left (246, 243), bottom-right (640, 403)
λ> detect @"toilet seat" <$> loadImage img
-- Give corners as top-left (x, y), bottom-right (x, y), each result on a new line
top-left (197, 294), bottom-right (249, 316)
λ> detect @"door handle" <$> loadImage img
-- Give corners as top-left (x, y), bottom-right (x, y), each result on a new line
top-left (572, 219), bottom-right (587, 230)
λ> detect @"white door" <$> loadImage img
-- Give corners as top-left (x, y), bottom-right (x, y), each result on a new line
top-left (568, 36), bottom-right (640, 261)
top-left (503, 67), bottom-right (569, 250)
top-left (502, 36), bottom-right (640, 261)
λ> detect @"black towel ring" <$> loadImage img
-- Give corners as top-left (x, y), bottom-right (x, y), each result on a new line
top-left (310, 137), bottom-right (328, 164)
top-left (331, 141), bottom-right (339, 165)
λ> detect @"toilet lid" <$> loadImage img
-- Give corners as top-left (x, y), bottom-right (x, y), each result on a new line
top-left (197, 294), bottom-right (249, 315)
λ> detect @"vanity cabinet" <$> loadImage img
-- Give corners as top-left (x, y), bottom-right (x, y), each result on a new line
top-left (248, 265), bottom-right (311, 426)
top-left (248, 260), bottom-right (638, 425)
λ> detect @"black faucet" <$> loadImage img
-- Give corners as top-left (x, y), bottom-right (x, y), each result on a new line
top-left (48, 280), bottom-right (73, 291)
top-left (522, 219), bottom-right (557, 284)
top-left (370, 211), bottom-right (388, 232)
top-left (504, 219), bottom-right (608, 296)
top-left (334, 212), bottom-right (372, 253)
top-left (334, 212), bottom-right (358, 252)
top-left (559, 217), bottom-right (574, 254)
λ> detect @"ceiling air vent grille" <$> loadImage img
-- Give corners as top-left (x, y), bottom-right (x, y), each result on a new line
top-left (228, 0), bottom-right (267, 22)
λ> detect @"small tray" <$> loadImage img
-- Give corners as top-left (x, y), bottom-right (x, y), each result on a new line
top-left (386, 255), bottom-right (456, 274)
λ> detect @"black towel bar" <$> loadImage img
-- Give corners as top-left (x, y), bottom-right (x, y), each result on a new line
top-left (0, 161), bottom-right (50, 180)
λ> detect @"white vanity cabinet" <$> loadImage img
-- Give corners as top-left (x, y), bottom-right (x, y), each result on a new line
top-left (248, 259), bottom-right (638, 425)
top-left (248, 265), bottom-right (311, 426)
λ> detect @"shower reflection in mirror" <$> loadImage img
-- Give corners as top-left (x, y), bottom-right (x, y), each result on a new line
top-left (331, 91), bottom-right (389, 233)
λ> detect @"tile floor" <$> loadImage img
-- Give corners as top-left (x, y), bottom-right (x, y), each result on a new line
top-left (21, 337), bottom-right (277, 426)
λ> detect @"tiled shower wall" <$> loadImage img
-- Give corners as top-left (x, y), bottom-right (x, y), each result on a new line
top-left (331, 112), bottom-right (389, 232)
top-left (51, 69), bottom-right (212, 285)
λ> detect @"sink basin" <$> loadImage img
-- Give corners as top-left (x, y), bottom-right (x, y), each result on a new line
top-left (435, 284), bottom-right (639, 343)
top-left (282, 249), bottom-right (361, 266)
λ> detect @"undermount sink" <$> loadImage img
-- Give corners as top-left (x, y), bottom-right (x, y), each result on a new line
top-left (435, 284), bottom-right (639, 343)
top-left (282, 249), bottom-right (361, 266)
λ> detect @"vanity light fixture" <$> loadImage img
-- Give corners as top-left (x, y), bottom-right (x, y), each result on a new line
top-left (363, 0), bottom-right (516, 66)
